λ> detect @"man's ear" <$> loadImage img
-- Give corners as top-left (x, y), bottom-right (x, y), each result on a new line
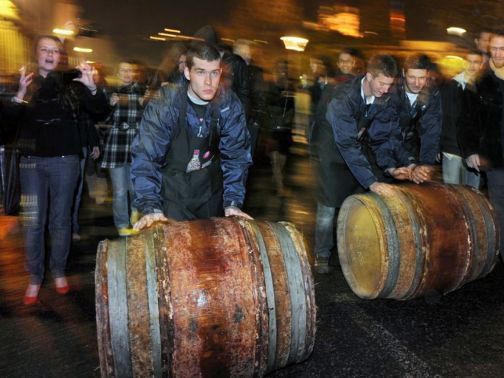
top-left (365, 72), bottom-right (373, 82)
top-left (184, 66), bottom-right (190, 81)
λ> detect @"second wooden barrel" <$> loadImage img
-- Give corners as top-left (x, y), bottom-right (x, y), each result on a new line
top-left (337, 182), bottom-right (499, 300)
top-left (95, 218), bottom-right (316, 377)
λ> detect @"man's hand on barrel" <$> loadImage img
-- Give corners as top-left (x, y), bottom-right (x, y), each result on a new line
top-left (369, 182), bottom-right (395, 196)
top-left (133, 212), bottom-right (171, 231)
top-left (410, 165), bottom-right (432, 184)
top-left (466, 154), bottom-right (480, 172)
top-left (388, 167), bottom-right (412, 181)
top-left (224, 206), bottom-right (254, 220)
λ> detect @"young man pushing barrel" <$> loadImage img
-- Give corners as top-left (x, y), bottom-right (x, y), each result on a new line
top-left (312, 54), bottom-right (431, 273)
top-left (131, 42), bottom-right (253, 228)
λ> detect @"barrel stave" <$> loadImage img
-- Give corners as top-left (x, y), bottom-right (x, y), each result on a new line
top-left (126, 236), bottom-right (155, 376)
top-left (256, 222), bottom-right (292, 369)
top-left (404, 184), bottom-right (471, 297)
top-left (167, 219), bottom-right (259, 377)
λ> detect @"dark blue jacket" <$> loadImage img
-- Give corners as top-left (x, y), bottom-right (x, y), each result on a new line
top-left (391, 79), bottom-right (442, 164)
top-left (131, 84), bottom-right (252, 214)
top-left (325, 76), bottom-right (412, 189)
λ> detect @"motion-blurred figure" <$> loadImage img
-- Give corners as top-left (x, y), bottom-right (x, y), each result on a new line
top-left (474, 28), bottom-right (493, 63)
top-left (335, 48), bottom-right (357, 80)
top-left (71, 63), bottom-right (102, 241)
top-left (101, 61), bottom-right (147, 236)
top-left (441, 50), bottom-right (484, 187)
top-left (234, 39), bottom-right (266, 158)
top-left (264, 60), bottom-right (295, 197)
top-left (462, 30), bottom-right (504, 259)
top-left (85, 64), bottom-right (110, 205)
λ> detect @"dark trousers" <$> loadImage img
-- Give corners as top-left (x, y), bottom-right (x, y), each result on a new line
top-left (314, 202), bottom-right (338, 259)
top-left (486, 169), bottom-right (504, 259)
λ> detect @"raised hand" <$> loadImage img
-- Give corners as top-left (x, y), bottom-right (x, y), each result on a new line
top-left (16, 66), bottom-right (34, 100)
top-left (74, 62), bottom-right (97, 93)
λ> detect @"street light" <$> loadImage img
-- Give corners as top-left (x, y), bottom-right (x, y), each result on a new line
top-left (53, 28), bottom-right (74, 36)
top-left (73, 47), bottom-right (93, 53)
top-left (446, 27), bottom-right (466, 37)
top-left (280, 36), bottom-right (309, 52)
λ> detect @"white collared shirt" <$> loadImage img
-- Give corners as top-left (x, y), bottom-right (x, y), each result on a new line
top-left (406, 91), bottom-right (418, 106)
top-left (361, 77), bottom-right (375, 105)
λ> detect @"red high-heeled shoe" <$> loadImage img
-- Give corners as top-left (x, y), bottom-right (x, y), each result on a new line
top-left (23, 284), bottom-right (40, 305)
top-left (55, 285), bottom-right (70, 295)
top-left (54, 277), bottom-right (70, 295)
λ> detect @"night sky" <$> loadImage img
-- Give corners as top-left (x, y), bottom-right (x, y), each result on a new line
top-left (77, 0), bottom-right (323, 64)
top-left (78, 0), bottom-right (244, 64)
top-left (76, 0), bottom-right (497, 65)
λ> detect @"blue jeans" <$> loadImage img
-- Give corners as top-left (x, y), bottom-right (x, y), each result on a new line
top-left (442, 152), bottom-right (480, 188)
top-left (314, 202), bottom-right (337, 259)
top-left (109, 164), bottom-right (135, 228)
top-left (19, 155), bottom-right (80, 284)
top-left (71, 147), bottom-right (88, 234)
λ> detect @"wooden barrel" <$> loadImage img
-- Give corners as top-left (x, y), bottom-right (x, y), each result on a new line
top-left (95, 218), bottom-right (316, 377)
top-left (337, 182), bottom-right (499, 300)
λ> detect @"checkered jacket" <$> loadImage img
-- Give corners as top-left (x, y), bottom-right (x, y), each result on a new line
top-left (101, 82), bottom-right (146, 168)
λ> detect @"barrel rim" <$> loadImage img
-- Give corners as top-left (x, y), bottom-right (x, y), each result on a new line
top-left (338, 194), bottom-right (389, 299)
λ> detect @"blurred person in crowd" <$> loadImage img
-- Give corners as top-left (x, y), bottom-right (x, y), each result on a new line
top-left (453, 50), bottom-right (486, 89)
top-left (335, 48), bottom-right (357, 82)
top-left (85, 64), bottom-right (110, 205)
top-left (131, 42), bottom-right (252, 228)
top-left (306, 56), bottom-right (335, 144)
top-left (234, 39), bottom-right (267, 157)
top-left (101, 60), bottom-right (147, 236)
top-left (157, 43), bottom-right (187, 86)
top-left (474, 29), bottom-right (493, 63)
top-left (167, 50), bottom-right (188, 86)
top-left (391, 53), bottom-right (442, 165)
top-left (130, 59), bottom-right (162, 102)
top-left (313, 54), bottom-right (430, 274)
top-left (71, 63), bottom-right (102, 241)
top-left (461, 30), bottom-right (504, 259)
top-left (440, 50), bottom-right (484, 187)
top-left (308, 51), bottom-right (356, 143)
top-left (308, 56), bottom-right (335, 108)
top-left (264, 60), bottom-right (296, 197)
top-left (6, 35), bottom-right (108, 304)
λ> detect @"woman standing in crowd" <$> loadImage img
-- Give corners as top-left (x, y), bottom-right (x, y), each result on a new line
top-left (100, 61), bottom-right (147, 236)
top-left (8, 35), bottom-right (108, 304)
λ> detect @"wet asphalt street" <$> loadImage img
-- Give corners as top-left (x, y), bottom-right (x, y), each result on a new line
top-left (1, 135), bottom-right (504, 377)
